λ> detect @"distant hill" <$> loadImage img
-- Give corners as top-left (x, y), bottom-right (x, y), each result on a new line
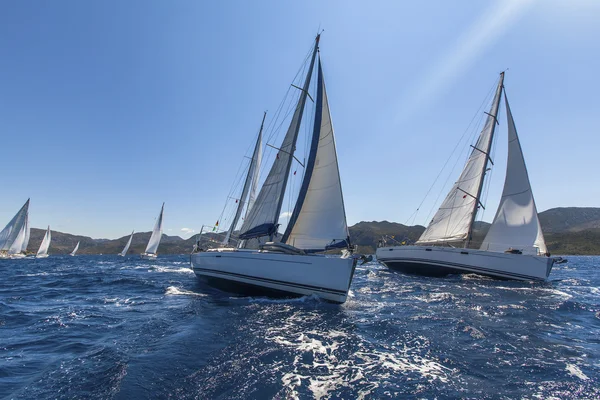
top-left (27, 229), bottom-right (194, 255)
top-left (21, 207), bottom-right (600, 256)
top-left (538, 207), bottom-right (600, 233)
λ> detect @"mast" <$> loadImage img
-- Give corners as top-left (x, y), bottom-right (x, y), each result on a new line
top-left (270, 34), bottom-right (320, 240)
top-left (465, 72), bottom-right (504, 247)
top-left (238, 34), bottom-right (320, 241)
top-left (223, 112), bottom-right (266, 245)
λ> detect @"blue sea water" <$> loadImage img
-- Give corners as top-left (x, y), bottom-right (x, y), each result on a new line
top-left (0, 255), bottom-right (598, 399)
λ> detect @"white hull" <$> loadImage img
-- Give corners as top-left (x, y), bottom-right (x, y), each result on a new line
top-left (8, 253), bottom-right (26, 259)
top-left (140, 253), bottom-right (157, 260)
top-left (191, 249), bottom-right (357, 303)
top-left (376, 245), bottom-right (554, 281)
top-left (36, 254), bottom-right (49, 258)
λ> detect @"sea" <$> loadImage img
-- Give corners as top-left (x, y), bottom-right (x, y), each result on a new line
top-left (0, 255), bottom-right (598, 399)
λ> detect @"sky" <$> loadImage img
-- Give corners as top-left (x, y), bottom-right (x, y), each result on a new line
top-left (1, 0), bottom-right (599, 239)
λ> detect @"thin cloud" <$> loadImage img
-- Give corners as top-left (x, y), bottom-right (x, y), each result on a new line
top-left (181, 228), bottom-right (195, 234)
top-left (396, 0), bottom-right (536, 123)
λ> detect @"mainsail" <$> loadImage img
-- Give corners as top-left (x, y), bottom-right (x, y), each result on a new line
top-left (417, 73), bottom-right (504, 245)
top-left (21, 215), bottom-right (30, 253)
top-left (70, 241), bottom-right (80, 256)
top-left (0, 199), bottom-right (30, 251)
top-left (223, 113), bottom-right (266, 245)
top-left (8, 223), bottom-right (27, 255)
top-left (282, 58), bottom-right (349, 250)
top-left (145, 203), bottom-right (164, 254)
top-left (120, 231), bottom-right (134, 256)
top-left (239, 36), bottom-right (320, 240)
top-left (37, 226), bottom-right (51, 256)
top-left (480, 93), bottom-right (547, 255)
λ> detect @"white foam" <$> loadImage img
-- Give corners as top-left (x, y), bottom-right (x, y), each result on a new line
top-left (565, 364), bottom-right (589, 380)
top-left (165, 286), bottom-right (207, 297)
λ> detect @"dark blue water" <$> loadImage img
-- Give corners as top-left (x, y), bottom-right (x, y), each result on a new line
top-left (1, 255), bottom-right (598, 399)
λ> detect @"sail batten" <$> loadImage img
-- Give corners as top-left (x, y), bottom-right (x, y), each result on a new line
top-left (480, 94), bottom-right (547, 255)
top-left (281, 58), bottom-right (349, 250)
top-left (239, 37), bottom-right (320, 240)
top-left (145, 203), bottom-right (164, 254)
top-left (417, 74), bottom-right (504, 245)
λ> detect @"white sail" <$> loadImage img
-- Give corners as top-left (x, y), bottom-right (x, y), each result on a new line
top-left (223, 114), bottom-right (265, 245)
top-left (0, 199), bottom-right (30, 251)
top-left (417, 74), bottom-right (504, 245)
top-left (21, 215), bottom-right (30, 253)
top-left (246, 121), bottom-right (263, 218)
top-left (145, 203), bottom-right (164, 254)
top-left (283, 59), bottom-right (349, 250)
top-left (8, 223), bottom-right (26, 255)
top-left (120, 231), bottom-right (134, 256)
top-left (70, 241), bottom-right (80, 256)
top-left (37, 226), bottom-right (51, 256)
top-left (239, 37), bottom-right (320, 240)
top-left (480, 94), bottom-right (547, 255)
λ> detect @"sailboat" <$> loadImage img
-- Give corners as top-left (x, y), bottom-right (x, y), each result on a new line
top-left (119, 230), bottom-right (134, 257)
top-left (36, 226), bottom-right (51, 258)
top-left (70, 241), bottom-right (80, 256)
top-left (376, 72), bottom-right (554, 281)
top-left (191, 35), bottom-right (357, 303)
top-left (0, 199), bottom-right (30, 259)
top-left (141, 203), bottom-right (164, 260)
top-left (8, 215), bottom-right (29, 259)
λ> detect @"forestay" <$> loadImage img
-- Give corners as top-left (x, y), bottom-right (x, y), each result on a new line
top-left (480, 94), bottom-right (547, 255)
top-left (0, 199), bottom-right (30, 251)
top-left (145, 203), bottom-right (164, 254)
top-left (223, 113), bottom-right (265, 245)
top-left (239, 37), bottom-right (320, 240)
top-left (417, 74), bottom-right (504, 245)
top-left (282, 59), bottom-right (349, 250)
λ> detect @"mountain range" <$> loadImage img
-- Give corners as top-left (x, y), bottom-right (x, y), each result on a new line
top-left (21, 207), bottom-right (600, 256)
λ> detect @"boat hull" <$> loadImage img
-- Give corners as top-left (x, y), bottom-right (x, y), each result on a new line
top-left (376, 245), bottom-right (554, 281)
top-left (191, 249), bottom-right (357, 303)
top-left (140, 253), bottom-right (157, 260)
top-left (9, 253), bottom-right (26, 259)
top-left (36, 254), bottom-right (49, 258)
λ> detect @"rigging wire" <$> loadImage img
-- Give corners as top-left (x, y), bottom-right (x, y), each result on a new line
top-left (411, 78), bottom-right (499, 230)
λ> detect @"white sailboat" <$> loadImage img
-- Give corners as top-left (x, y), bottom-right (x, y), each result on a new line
top-left (119, 230), bottom-right (134, 257)
top-left (141, 203), bottom-right (164, 260)
top-left (36, 226), bottom-right (51, 258)
top-left (0, 199), bottom-right (30, 259)
top-left (376, 72), bottom-right (554, 281)
top-left (70, 241), bottom-right (80, 256)
top-left (8, 218), bottom-right (28, 259)
top-left (191, 35), bottom-right (358, 303)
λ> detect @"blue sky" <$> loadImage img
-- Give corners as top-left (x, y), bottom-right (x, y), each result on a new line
top-left (1, 0), bottom-right (599, 239)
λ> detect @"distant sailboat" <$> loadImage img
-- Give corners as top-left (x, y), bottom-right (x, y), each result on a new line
top-left (376, 73), bottom-right (554, 281)
top-left (8, 218), bottom-right (28, 259)
top-left (120, 230), bottom-right (134, 257)
top-left (0, 199), bottom-right (30, 259)
top-left (70, 241), bottom-right (80, 256)
top-left (36, 226), bottom-right (51, 258)
top-left (141, 203), bottom-right (164, 260)
top-left (191, 35), bottom-right (357, 303)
